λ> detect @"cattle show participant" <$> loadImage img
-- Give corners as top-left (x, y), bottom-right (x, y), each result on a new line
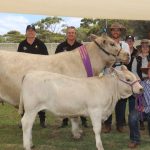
top-left (17, 24), bottom-right (49, 128)
top-left (55, 26), bottom-right (88, 128)
top-left (124, 35), bottom-right (138, 124)
top-left (128, 62), bottom-right (150, 148)
top-left (103, 22), bottom-right (130, 133)
top-left (19, 65), bottom-right (143, 150)
top-left (132, 39), bottom-right (150, 130)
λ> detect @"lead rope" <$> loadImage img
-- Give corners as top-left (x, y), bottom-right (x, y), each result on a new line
top-left (135, 94), bottom-right (144, 121)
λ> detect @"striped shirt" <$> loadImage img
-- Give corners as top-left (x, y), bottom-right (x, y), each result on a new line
top-left (140, 79), bottom-right (150, 113)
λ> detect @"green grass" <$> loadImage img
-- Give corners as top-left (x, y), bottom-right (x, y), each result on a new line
top-left (0, 104), bottom-right (150, 150)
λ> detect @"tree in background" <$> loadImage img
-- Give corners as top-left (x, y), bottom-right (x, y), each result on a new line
top-left (1, 18), bottom-right (150, 43)
top-left (79, 19), bottom-right (133, 41)
top-left (130, 21), bottom-right (150, 39)
top-left (0, 35), bottom-right (5, 42)
top-left (3, 31), bottom-right (25, 43)
top-left (34, 17), bottom-right (65, 43)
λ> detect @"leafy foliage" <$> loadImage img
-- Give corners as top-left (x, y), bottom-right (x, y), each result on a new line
top-left (1, 17), bottom-right (150, 43)
top-left (3, 31), bottom-right (25, 43)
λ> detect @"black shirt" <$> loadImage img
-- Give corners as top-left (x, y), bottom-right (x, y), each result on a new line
top-left (55, 40), bottom-right (82, 53)
top-left (17, 38), bottom-right (48, 55)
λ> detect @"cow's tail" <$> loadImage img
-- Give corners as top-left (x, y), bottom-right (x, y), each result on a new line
top-left (18, 75), bottom-right (26, 116)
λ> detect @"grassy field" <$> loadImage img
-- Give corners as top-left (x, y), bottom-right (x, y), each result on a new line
top-left (0, 104), bottom-right (150, 150)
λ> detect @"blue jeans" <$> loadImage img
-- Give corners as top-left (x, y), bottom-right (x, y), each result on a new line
top-left (128, 95), bottom-right (135, 113)
top-left (128, 110), bottom-right (140, 144)
top-left (104, 98), bottom-right (127, 127)
top-left (128, 110), bottom-right (150, 143)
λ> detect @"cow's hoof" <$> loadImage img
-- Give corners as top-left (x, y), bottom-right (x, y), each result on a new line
top-left (73, 133), bottom-right (81, 139)
top-left (31, 145), bottom-right (35, 149)
top-left (78, 129), bottom-right (83, 135)
top-left (18, 123), bottom-right (22, 129)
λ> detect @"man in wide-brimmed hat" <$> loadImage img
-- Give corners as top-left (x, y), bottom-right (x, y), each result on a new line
top-left (136, 39), bottom-right (150, 50)
top-left (128, 62), bottom-right (150, 148)
top-left (103, 22), bottom-right (130, 133)
top-left (109, 22), bottom-right (126, 32)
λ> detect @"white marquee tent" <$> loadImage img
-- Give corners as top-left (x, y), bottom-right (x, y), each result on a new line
top-left (0, 0), bottom-right (150, 20)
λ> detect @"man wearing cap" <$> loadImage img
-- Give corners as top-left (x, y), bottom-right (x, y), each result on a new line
top-left (128, 63), bottom-right (150, 148)
top-left (17, 25), bottom-right (48, 128)
top-left (103, 22), bottom-right (130, 133)
top-left (125, 35), bottom-right (138, 113)
top-left (18, 25), bottom-right (48, 55)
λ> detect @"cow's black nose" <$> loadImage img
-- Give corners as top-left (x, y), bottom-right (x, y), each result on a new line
top-left (140, 88), bottom-right (144, 93)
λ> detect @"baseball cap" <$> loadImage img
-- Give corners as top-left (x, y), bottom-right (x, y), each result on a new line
top-left (125, 35), bottom-right (134, 41)
top-left (26, 25), bottom-right (36, 32)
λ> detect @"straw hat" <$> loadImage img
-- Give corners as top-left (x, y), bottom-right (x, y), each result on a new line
top-left (109, 22), bottom-right (126, 31)
top-left (136, 39), bottom-right (150, 50)
top-left (141, 62), bottom-right (150, 74)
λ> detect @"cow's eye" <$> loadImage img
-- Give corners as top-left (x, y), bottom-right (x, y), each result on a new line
top-left (110, 43), bottom-right (115, 46)
top-left (126, 79), bottom-right (131, 82)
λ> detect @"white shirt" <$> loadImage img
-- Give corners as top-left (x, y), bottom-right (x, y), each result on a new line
top-left (132, 54), bottom-right (148, 78)
top-left (104, 41), bottom-right (130, 74)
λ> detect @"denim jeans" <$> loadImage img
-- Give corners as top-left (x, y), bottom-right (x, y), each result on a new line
top-left (104, 98), bottom-right (127, 127)
top-left (128, 110), bottom-right (140, 144)
top-left (128, 95), bottom-right (135, 113)
top-left (128, 110), bottom-right (150, 143)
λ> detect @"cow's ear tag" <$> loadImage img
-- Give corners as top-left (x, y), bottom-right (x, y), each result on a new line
top-left (109, 67), bottom-right (118, 77)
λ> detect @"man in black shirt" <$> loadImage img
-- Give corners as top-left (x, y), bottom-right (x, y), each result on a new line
top-left (18, 25), bottom-right (48, 128)
top-left (55, 27), bottom-right (81, 53)
top-left (55, 26), bottom-right (88, 128)
top-left (18, 25), bottom-right (48, 55)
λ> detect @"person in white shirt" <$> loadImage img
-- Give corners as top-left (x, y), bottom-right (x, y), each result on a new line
top-left (103, 22), bottom-right (130, 133)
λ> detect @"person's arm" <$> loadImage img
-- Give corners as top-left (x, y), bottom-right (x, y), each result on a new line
top-left (17, 43), bottom-right (23, 52)
top-left (55, 44), bottom-right (64, 54)
top-left (124, 43), bottom-right (131, 64)
top-left (41, 43), bottom-right (49, 55)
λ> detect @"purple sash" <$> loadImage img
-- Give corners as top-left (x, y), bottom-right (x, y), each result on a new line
top-left (79, 45), bottom-right (93, 77)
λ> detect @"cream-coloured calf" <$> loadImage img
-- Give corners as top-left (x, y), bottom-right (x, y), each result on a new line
top-left (19, 65), bottom-right (143, 150)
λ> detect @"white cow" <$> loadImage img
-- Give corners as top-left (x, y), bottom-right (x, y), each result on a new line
top-left (0, 34), bottom-right (129, 107)
top-left (19, 65), bottom-right (143, 150)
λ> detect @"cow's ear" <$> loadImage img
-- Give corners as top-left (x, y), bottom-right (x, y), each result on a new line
top-left (121, 65), bottom-right (128, 71)
top-left (101, 33), bottom-right (107, 38)
top-left (109, 67), bottom-right (119, 77)
top-left (109, 67), bottom-right (117, 74)
top-left (89, 34), bottom-right (98, 41)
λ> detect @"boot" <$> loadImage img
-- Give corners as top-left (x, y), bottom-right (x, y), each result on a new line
top-left (148, 122), bottom-right (150, 136)
top-left (116, 126), bottom-right (124, 133)
top-left (128, 142), bottom-right (139, 148)
top-left (80, 116), bottom-right (88, 128)
top-left (139, 120), bottom-right (145, 130)
top-left (60, 118), bottom-right (68, 128)
top-left (103, 124), bottom-right (111, 133)
top-left (38, 111), bottom-right (46, 128)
